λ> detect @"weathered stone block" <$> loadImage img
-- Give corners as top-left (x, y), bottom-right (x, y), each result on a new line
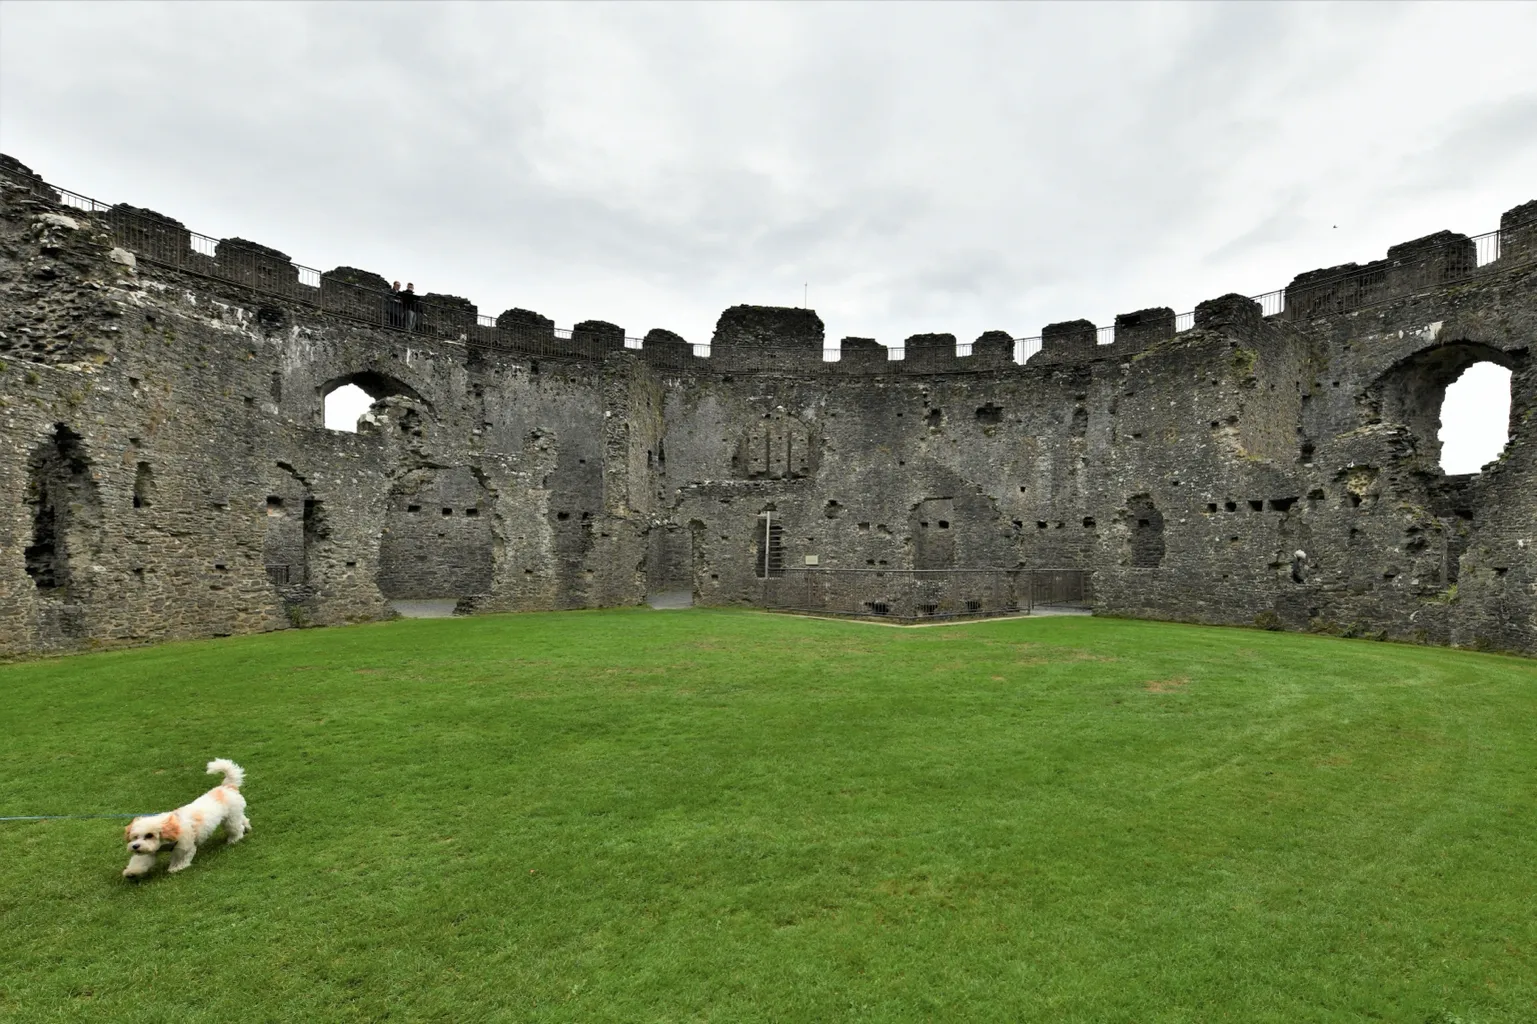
top-left (420, 293), bottom-right (477, 340)
top-left (1285, 261), bottom-right (1392, 319)
top-left (494, 307), bottom-right (556, 351)
top-left (0, 153), bottom-right (61, 200)
top-left (711, 305), bottom-right (824, 371)
top-left (216, 237), bottom-right (299, 295)
top-left (641, 328), bottom-right (693, 368)
top-left (1040, 320), bottom-right (1097, 361)
top-left (902, 333), bottom-right (959, 372)
top-left (968, 330), bottom-right (1015, 368)
top-left (1113, 307), bottom-right (1175, 352)
top-left (1194, 294), bottom-right (1262, 336)
top-left (838, 337), bottom-right (888, 372)
top-left (1499, 200), bottom-right (1537, 261)
top-left (109, 204), bottom-right (191, 266)
top-left (1386, 231), bottom-right (1475, 294)
top-left (321, 266), bottom-right (392, 324)
top-left (571, 319), bottom-right (626, 354)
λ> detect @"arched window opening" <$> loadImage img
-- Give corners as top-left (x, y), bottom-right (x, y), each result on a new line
top-left (1439, 362), bottom-right (1512, 474)
top-left (324, 383), bottom-right (373, 433)
top-left (318, 371), bottom-right (429, 434)
top-left (1372, 343), bottom-right (1514, 475)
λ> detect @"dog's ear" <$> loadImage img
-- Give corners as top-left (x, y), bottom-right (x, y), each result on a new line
top-left (124, 822), bottom-right (134, 842)
top-left (160, 816), bottom-right (181, 843)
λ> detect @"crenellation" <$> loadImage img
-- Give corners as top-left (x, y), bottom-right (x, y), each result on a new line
top-left (321, 266), bottom-right (393, 323)
top-left (837, 336), bottom-right (888, 372)
top-left (492, 307), bottom-right (558, 357)
top-left (1285, 261), bottom-right (1392, 320)
top-left (1385, 231), bottom-right (1476, 295)
top-left (967, 330), bottom-right (1015, 368)
top-left (0, 155), bottom-right (58, 201)
top-left (570, 319), bottom-right (626, 358)
top-left (710, 305), bottom-right (825, 372)
top-left (1499, 200), bottom-right (1537, 260)
top-left (1112, 307), bottom-right (1175, 352)
top-left (640, 327), bottom-right (694, 368)
top-left (1193, 293), bottom-right (1263, 337)
top-left (216, 238), bottom-right (301, 300)
top-left (1, 154), bottom-right (1532, 657)
top-left (1039, 319), bottom-right (1097, 362)
top-left (901, 333), bottom-right (960, 372)
top-left (420, 292), bottom-right (477, 340)
top-left (109, 205), bottom-right (190, 266)
top-left (495, 307), bottom-right (555, 335)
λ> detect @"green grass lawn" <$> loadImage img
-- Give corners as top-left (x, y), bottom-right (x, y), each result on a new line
top-left (1, 610), bottom-right (1534, 1023)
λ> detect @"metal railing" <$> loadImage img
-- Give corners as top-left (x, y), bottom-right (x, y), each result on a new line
top-left (758, 567), bottom-right (1090, 621)
top-left (8, 165), bottom-right (1521, 376)
top-left (1280, 232), bottom-right (1503, 321)
top-left (1477, 231), bottom-right (1502, 266)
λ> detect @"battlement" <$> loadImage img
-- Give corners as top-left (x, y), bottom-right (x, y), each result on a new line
top-left (2, 155), bottom-right (1530, 377)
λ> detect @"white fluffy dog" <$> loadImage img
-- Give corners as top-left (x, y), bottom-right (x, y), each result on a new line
top-left (122, 758), bottom-right (250, 878)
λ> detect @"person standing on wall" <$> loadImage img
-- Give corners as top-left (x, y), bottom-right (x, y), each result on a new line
top-left (389, 281), bottom-right (404, 328)
top-left (402, 282), bottom-right (419, 332)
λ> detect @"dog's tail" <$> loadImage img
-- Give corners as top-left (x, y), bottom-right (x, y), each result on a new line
top-left (206, 758), bottom-right (245, 790)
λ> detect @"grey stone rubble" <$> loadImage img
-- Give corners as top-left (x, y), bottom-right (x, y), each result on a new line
top-left (0, 151), bottom-right (1532, 657)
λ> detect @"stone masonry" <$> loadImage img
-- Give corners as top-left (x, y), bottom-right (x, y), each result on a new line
top-left (1, 154), bottom-right (1533, 657)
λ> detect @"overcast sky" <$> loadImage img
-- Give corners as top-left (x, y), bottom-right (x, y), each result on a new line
top-left (2, 1), bottom-right (1532, 467)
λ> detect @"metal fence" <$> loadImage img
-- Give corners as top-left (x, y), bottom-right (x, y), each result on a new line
top-left (1030, 568), bottom-right (1090, 608)
top-left (11, 166), bottom-right (1518, 375)
top-left (758, 567), bottom-right (1090, 621)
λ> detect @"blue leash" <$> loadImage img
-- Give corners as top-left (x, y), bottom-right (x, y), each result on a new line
top-left (1, 813), bottom-right (151, 822)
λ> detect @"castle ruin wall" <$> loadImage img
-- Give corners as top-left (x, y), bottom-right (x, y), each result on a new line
top-left (1, 156), bottom-right (1532, 657)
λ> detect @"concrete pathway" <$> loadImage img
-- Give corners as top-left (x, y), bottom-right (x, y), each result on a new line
top-left (389, 599), bottom-right (459, 618)
top-left (750, 607), bottom-right (1094, 628)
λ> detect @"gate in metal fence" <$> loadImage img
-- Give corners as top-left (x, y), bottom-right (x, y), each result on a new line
top-left (757, 567), bottom-right (1090, 621)
top-left (1030, 568), bottom-right (1090, 609)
